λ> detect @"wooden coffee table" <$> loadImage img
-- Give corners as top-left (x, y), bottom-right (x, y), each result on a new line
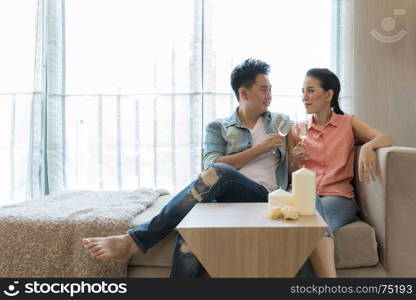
top-left (177, 203), bottom-right (327, 277)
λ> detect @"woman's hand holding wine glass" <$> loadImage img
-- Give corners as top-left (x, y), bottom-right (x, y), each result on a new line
top-left (292, 140), bottom-right (309, 167)
top-left (296, 119), bottom-right (308, 142)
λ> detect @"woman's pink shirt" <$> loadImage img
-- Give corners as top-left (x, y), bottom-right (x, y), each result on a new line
top-left (292, 113), bottom-right (355, 198)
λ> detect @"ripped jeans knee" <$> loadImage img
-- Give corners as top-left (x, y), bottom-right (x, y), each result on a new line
top-left (189, 164), bottom-right (224, 202)
top-left (170, 233), bottom-right (202, 278)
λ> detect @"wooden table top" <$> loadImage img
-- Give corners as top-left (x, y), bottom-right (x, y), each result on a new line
top-left (177, 202), bottom-right (327, 229)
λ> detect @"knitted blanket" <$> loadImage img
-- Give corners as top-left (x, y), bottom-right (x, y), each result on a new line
top-left (0, 188), bottom-right (169, 277)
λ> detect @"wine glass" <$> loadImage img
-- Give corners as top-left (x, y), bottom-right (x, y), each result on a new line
top-left (277, 120), bottom-right (292, 137)
top-left (295, 114), bottom-right (309, 167)
top-left (296, 120), bottom-right (308, 141)
top-left (272, 119), bottom-right (293, 154)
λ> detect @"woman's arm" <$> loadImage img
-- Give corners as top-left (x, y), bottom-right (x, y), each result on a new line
top-left (352, 117), bottom-right (393, 182)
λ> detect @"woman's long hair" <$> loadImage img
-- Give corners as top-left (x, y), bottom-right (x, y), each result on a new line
top-left (306, 68), bottom-right (344, 115)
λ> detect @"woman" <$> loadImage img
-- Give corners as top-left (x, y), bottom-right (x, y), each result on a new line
top-left (288, 68), bottom-right (393, 277)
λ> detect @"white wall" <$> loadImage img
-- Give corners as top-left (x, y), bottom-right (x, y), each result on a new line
top-left (350, 0), bottom-right (416, 147)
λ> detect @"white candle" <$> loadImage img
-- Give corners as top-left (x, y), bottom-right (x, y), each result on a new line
top-left (268, 188), bottom-right (291, 209)
top-left (292, 167), bottom-right (316, 215)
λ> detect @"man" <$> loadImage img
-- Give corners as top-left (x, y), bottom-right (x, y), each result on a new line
top-left (82, 58), bottom-right (290, 277)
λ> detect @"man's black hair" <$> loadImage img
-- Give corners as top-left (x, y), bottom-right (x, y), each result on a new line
top-left (230, 58), bottom-right (270, 101)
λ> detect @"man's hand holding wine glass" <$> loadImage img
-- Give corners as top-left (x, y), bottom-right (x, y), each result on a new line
top-left (259, 134), bottom-right (285, 154)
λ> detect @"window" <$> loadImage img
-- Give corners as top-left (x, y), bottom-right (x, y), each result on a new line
top-left (65, 0), bottom-right (202, 192)
top-left (2, 0), bottom-right (336, 205)
top-left (203, 0), bottom-right (334, 123)
top-left (64, 0), bottom-right (334, 194)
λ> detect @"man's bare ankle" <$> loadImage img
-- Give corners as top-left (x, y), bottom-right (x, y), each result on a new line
top-left (121, 234), bottom-right (139, 256)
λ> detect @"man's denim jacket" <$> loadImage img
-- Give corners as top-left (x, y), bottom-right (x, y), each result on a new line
top-left (203, 110), bottom-right (289, 190)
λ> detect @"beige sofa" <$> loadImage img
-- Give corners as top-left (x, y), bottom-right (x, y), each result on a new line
top-left (127, 146), bottom-right (416, 277)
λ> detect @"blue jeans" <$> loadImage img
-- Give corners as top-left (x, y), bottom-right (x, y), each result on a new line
top-left (316, 195), bottom-right (358, 237)
top-left (127, 162), bottom-right (269, 278)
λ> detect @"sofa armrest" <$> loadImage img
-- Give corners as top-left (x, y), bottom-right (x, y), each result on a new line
top-left (354, 146), bottom-right (416, 275)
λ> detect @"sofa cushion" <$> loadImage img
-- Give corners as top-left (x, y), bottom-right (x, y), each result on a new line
top-left (129, 194), bottom-right (176, 267)
top-left (334, 220), bottom-right (379, 269)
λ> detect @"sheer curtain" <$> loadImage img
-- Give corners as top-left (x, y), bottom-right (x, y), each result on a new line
top-left (0, 0), bottom-right (38, 204)
top-left (63, 0), bottom-right (202, 193)
top-left (337, 0), bottom-right (355, 115)
top-left (62, 0), bottom-right (336, 194)
top-left (1, 0), bottom-right (342, 205)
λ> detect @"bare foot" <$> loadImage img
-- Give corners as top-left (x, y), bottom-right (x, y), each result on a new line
top-left (82, 234), bottom-right (140, 263)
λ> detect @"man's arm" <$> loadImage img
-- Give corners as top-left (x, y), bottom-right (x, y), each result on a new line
top-left (203, 121), bottom-right (227, 169)
top-left (203, 121), bottom-right (284, 170)
top-left (216, 144), bottom-right (270, 170)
